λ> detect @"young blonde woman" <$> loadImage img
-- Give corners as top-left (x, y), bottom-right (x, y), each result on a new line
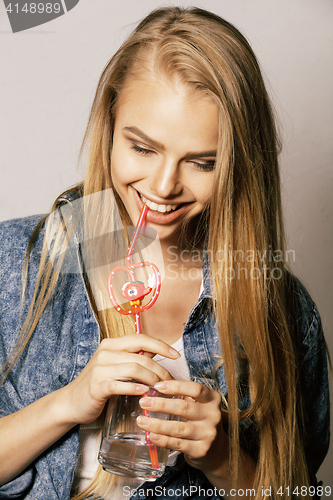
top-left (0, 6), bottom-right (330, 500)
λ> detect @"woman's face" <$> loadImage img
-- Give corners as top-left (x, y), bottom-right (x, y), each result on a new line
top-left (111, 74), bottom-right (219, 248)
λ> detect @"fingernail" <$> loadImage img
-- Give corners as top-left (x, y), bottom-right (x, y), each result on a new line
top-left (154, 381), bottom-right (168, 391)
top-left (150, 433), bottom-right (160, 442)
top-left (136, 384), bottom-right (149, 392)
top-left (169, 347), bottom-right (180, 358)
top-left (139, 397), bottom-right (153, 408)
top-left (137, 416), bottom-right (149, 425)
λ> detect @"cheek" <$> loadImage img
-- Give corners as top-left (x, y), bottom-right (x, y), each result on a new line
top-left (111, 148), bottom-right (143, 189)
top-left (110, 148), bottom-right (129, 191)
top-left (190, 177), bottom-right (214, 206)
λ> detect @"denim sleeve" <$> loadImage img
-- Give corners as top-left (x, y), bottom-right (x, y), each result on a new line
top-left (295, 279), bottom-right (330, 480)
top-left (0, 329), bottom-right (36, 497)
top-left (0, 217), bottom-right (41, 498)
top-left (0, 373), bottom-right (37, 497)
top-left (0, 470), bottom-right (35, 499)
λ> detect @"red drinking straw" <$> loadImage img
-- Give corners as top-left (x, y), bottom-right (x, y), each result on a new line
top-left (107, 204), bottom-right (161, 470)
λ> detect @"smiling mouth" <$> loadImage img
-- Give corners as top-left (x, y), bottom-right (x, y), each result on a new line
top-left (139, 193), bottom-right (183, 214)
top-left (132, 187), bottom-right (190, 225)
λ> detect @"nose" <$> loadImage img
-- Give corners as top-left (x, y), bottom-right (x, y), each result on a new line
top-left (149, 157), bottom-right (183, 199)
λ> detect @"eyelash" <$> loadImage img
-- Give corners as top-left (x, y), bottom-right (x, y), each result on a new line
top-left (131, 143), bottom-right (215, 171)
top-left (131, 144), bottom-right (154, 155)
top-left (191, 161), bottom-right (215, 172)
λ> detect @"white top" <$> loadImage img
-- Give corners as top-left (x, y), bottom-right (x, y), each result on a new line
top-left (152, 335), bottom-right (191, 381)
top-left (72, 335), bottom-right (191, 499)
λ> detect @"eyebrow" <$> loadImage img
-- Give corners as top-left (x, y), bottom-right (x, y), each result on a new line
top-left (124, 126), bottom-right (217, 158)
top-left (124, 126), bottom-right (165, 151)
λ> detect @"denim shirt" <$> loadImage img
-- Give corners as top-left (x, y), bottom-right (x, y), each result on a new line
top-left (0, 214), bottom-right (330, 500)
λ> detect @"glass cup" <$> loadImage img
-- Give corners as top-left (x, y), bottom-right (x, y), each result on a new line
top-left (98, 387), bottom-right (178, 481)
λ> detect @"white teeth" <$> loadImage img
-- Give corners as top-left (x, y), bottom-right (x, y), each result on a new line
top-left (150, 202), bottom-right (159, 211)
top-left (140, 194), bottom-right (178, 213)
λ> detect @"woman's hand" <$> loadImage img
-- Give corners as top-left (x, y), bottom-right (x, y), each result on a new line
top-left (0, 336), bottom-right (179, 487)
top-left (61, 335), bottom-right (179, 426)
top-left (136, 380), bottom-right (228, 476)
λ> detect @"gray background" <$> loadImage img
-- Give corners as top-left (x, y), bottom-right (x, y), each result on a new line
top-left (0, 0), bottom-right (332, 490)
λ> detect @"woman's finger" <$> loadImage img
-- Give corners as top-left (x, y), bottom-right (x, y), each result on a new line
top-left (144, 432), bottom-right (201, 457)
top-left (136, 415), bottom-right (200, 440)
top-left (95, 379), bottom-right (149, 399)
top-left (93, 350), bottom-right (173, 381)
top-left (138, 395), bottom-right (200, 420)
top-left (90, 362), bottom-right (167, 391)
top-left (153, 380), bottom-right (219, 403)
top-left (99, 335), bottom-right (180, 359)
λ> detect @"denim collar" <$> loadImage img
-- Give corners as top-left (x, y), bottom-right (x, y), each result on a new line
top-left (182, 245), bottom-right (213, 334)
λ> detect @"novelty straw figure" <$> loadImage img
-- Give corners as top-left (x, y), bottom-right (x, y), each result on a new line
top-left (107, 204), bottom-right (162, 470)
top-left (121, 276), bottom-right (155, 307)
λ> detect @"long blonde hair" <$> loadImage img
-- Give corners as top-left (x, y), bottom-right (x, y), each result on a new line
top-left (1, 7), bottom-right (311, 499)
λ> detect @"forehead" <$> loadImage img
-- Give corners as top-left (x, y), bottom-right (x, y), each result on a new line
top-left (114, 72), bottom-right (219, 152)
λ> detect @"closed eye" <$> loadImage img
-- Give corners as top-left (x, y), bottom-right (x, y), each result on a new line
top-left (131, 143), bottom-right (155, 156)
top-left (189, 160), bottom-right (215, 172)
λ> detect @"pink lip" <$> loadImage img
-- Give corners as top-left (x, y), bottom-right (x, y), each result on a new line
top-left (131, 187), bottom-right (190, 225)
